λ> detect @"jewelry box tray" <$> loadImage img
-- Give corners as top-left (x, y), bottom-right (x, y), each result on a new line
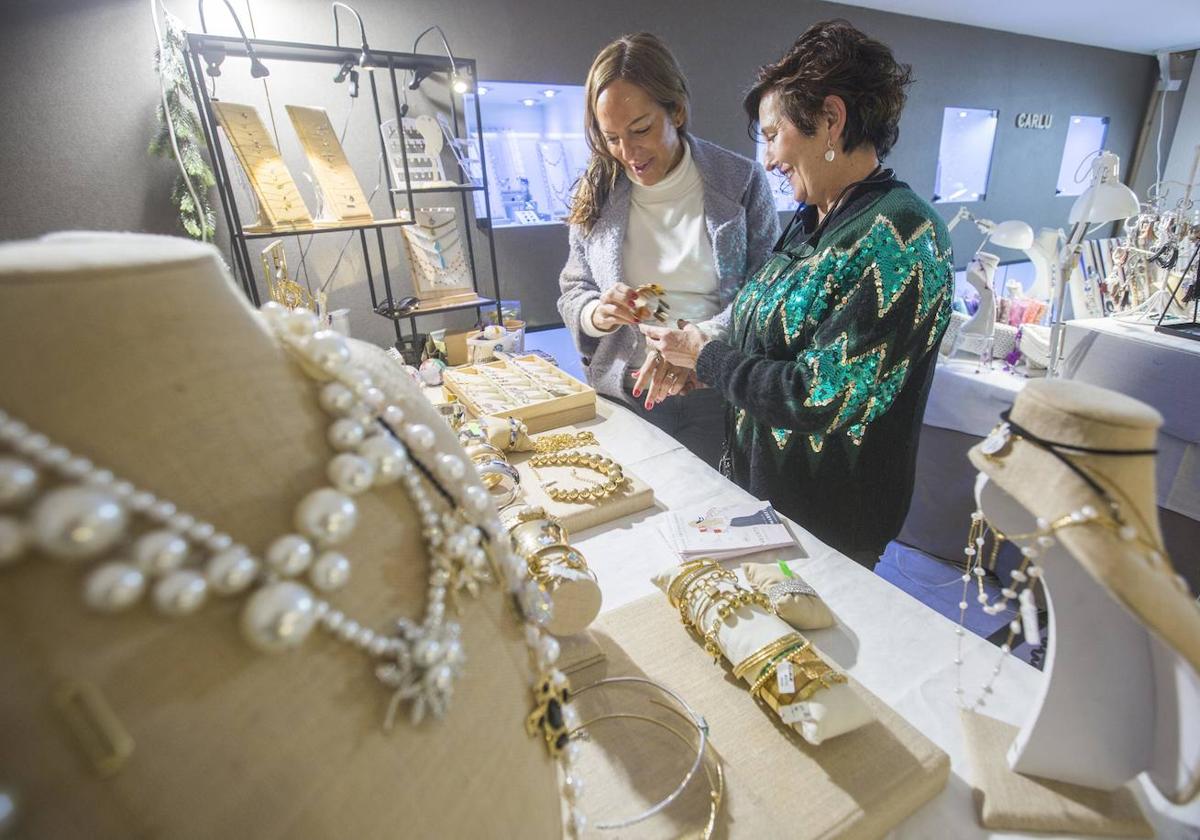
top-left (442, 356), bottom-right (597, 434)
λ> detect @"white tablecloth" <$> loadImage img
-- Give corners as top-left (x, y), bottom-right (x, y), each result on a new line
top-left (573, 398), bottom-right (1200, 839)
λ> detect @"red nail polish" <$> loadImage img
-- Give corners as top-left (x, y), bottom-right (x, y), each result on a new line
top-left (632, 388), bottom-right (641, 398)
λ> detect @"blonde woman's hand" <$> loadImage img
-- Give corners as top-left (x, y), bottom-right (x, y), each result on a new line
top-left (639, 322), bottom-right (710, 369)
top-left (590, 283), bottom-right (641, 332)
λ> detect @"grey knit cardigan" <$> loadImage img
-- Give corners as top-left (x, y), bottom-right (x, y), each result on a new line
top-left (557, 136), bottom-right (780, 402)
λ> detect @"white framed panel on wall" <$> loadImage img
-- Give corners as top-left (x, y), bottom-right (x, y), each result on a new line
top-left (933, 107), bottom-right (1000, 203)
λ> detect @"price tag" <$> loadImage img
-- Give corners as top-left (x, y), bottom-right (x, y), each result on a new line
top-left (778, 702), bottom-right (809, 725)
top-left (775, 660), bottom-right (796, 694)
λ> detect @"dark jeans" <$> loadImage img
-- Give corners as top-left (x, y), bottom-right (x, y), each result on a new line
top-left (614, 381), bottom-right (727, 469)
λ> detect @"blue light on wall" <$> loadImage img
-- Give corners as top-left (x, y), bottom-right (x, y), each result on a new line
top-left (933, 107), bottom-right (1000, 203)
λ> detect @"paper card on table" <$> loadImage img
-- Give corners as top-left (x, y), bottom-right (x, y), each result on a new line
top-left (661, 501), bottom-right (796, 561)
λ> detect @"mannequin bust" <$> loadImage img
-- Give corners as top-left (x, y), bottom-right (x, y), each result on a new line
top-left (954, 251), bottom-right (999, 362)
top-left (968, 379), bottom-right (1200, 803)
top-left (0, 234), bottom-right (560, 838)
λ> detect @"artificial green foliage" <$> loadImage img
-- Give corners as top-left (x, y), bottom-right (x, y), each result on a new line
top-left (149, 11), bottom-right (216, 240)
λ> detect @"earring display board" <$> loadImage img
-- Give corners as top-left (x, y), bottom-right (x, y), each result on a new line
top-left (507, 438), bottom-right (655, 533)
top-left (399, 207), bottom-right (474, 300)
top-left (211, 101), bottom-right (313, 230)
top-left (576, 594), bottom-right (950, 839)
top-left (442, 355), bottom-right (596, 433)
top-left (381, 116), bottom-right (454, 190)
top-left (285, 105), bottom-right (373, 223)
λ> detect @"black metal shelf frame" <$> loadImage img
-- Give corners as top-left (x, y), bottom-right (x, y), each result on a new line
top-left (183, 32), bottom-right (505, 344)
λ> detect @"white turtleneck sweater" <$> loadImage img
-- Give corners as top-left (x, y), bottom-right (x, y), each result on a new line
top-left (581, 140), bottom-right (720, 339)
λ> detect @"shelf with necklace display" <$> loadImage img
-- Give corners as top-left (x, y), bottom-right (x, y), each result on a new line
top-left (186, 32), bottom-right (505, 343)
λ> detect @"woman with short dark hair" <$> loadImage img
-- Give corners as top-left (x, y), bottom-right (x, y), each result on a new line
top-left (639, 20), bottom-right (955, 567)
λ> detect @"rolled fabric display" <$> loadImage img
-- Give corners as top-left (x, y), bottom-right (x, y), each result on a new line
top-left (481, 415), bottom-right (533, 452)
top-left (742, 561), bottom-right (834, 630)
top-left (475, 458), bottom-right (520, 508)
top-left (531, 545), bottom-right (602, 637)
top-left (651, 561), bottom-right (871, 746)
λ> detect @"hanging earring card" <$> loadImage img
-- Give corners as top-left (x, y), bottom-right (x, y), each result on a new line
top-left (211, 101), bottom-right (312, 230)
top-left (285, 105), bottom-right (374, 223)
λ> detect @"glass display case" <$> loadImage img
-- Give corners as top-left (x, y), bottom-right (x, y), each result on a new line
top-left (933, 107), bottom-right (999, 203)
top-left (465, 81), bottom-right (589, 226)
top-left (1056, 115), bottom-right (1110, 196)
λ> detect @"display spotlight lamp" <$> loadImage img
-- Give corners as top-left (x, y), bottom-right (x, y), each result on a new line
top-left (477, 85), bottom-right (490, 95)
top-left (197, 0), bottom-right (269, 78)
top-left (452, 71), bottom-right (471, 95)
top-left (331, 2), bottom-right (371, 96)
top-left (543, 89), bottom-right (557, 98)
top-left (947, 207), bottom-right (1035, 255)
top-left (522, 98), bottom-right (536, 107)
top-left (409, 25), bottom-right (472, 96)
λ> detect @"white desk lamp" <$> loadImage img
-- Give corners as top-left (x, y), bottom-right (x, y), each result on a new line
top-left (1045, 152), bottom-right (1140, 377)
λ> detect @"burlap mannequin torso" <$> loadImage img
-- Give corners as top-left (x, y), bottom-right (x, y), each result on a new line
top-left (0, 235), bottom-right (559, 838)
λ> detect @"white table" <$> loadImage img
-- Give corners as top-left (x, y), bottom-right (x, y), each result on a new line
top-left (570, 397), bottom-right (1200, 839)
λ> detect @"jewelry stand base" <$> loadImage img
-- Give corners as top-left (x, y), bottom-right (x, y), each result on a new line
top-left (960, 709), bottom-right (1152, 837)
top-left (574, 594), bottom-right (949, 839)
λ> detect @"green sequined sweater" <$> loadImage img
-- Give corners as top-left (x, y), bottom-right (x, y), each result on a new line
top-left (694, 181), bottom-right (954, 564)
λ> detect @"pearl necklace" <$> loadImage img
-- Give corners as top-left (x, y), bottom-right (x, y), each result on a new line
top-left (0, 302), bottom-right (589, 836)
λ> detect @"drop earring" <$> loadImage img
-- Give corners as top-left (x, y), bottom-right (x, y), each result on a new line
top-left (824, 146), bottom-right (836, 163)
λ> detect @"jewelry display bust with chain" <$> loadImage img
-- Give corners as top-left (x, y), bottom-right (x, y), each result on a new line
top-left (0, 235), bottom-right (579, 838)
top-left (953, 380), bottom-right (1200, 804)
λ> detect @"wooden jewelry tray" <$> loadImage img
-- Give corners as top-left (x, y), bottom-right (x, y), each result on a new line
top-left (442, 355), bottom-right (596, 433)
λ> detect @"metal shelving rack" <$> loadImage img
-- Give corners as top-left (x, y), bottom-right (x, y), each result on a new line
top-left (183, 32), bottom-right (504, 346)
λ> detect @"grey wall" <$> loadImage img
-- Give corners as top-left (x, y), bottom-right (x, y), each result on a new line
top-left (0, 0), bottom-right (1156, 343)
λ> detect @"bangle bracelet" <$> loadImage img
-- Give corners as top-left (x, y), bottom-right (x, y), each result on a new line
top-left (731, 633), bottom-right (806, 682)
top-left (510, 517), bottom-right (570, 557)
top-left (476, 460), bottom-right (520, 508)
top-left (465, 442), bottom-right (506, 464)
top-left (568, 677), bottom-right (709, 832)
top-left (527, 544), bottom-right (589, 586)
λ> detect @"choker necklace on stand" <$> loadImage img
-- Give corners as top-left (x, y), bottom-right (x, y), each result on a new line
top-left (952, 412), bottom-right (1176, 711)
top-left (0, 302), bottom-right (590, 836)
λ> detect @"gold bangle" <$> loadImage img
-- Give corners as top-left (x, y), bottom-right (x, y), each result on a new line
top-left (667, 561), bottom-right (720, 606)
top-left (731, 633), bottom-right (807, 682)
top-left (510, 517), bottom-right (570, 556)
top-left (527, 545), bottom-right (590, 586)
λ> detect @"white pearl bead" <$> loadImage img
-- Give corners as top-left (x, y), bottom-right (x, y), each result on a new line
top-left (337, 619), bottom-right (361, 643)
top-left (15, 433), bottom-right (49, 456)
top-left (206, 532), bottom-right (234, 553)
top-left (360, 386), bottom-right (385, 410)
top-left (539, 634), bottom-right (560, 666)
top-left (241, 581), bottom-right (318, 652)
top-left (132, 529), bottom-right (189, 576)
top-left (368, 637), bottom-right (389, 657)
top-left (167, 512), bottom-right (195, 533)
top-left (463, 485), bottom-right (490, 513)
top-left (85, 469), bottom-right (114, 487)
top-left (958, 601), bottom-right (968, 610)
top-left (259, 301), bottom-right (287, 323)
top-left (414, 637), bottom-right (442, 667)
top-left (0, 516), bottom-right (28, 565)
top-left (354, 627), bottom-right (375, 648)
top-left (153, 570), bottom-right (208, 616)
top-left (285, 308), bottom-right (321, 337)
top-left (187, 522), bottom-right (215, 543)
top-left (382, 405), bottom-right (405, 426)
top-left (83, 562), bottom-right (146, 612)
top-left (973, 566), bottom-right (985, 576)
top-left (319, 382), bottom-right (357, 416)
top-left (322, 609), bottom-right (345, 631)
top-left (30, 486), bottom-right (127, 561)
top-left (1020, 546), bottom-right (1038, 558)
top-left (1001, 588), bottom-right (1017, 599)
top-left (404, 423), bottom-right (436, 452)
top-left (206, 548), bottom-right (260, 595)
top-left (266, 534), bottom-right (315, 577)
top-left (563, 772), bottom-right (584, 802)
top-left (358, 434), bottom-right (408, 485)
top-left (1119, 525), bottom-right (1137, 541)
top-left (960, 574), bottom-right (970, 583)
top-left (328, 418), bottom-right (366, 451)
top-left (435, 453), bottom-right (466, 483)
top-left (1080, 505), bottom-right (1097, 519)
top-left (310, 551), bottom-right (351, 591)
top-left (327, 454), bottom-right (376, 495)
top-left (295, 488), bottom-right (357, 545)
top-left (1000, 644), bottom-right (1011, 654)
top-left (149, 500), bottom-right (177, 521)
top-left (305, 330), bottom-right (351, 376)
top-left (976, 593), bottom-right (988, 604)
top-left (61, 457), bottom-right (93, 480)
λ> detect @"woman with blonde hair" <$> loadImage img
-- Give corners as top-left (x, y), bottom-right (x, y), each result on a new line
top-left (557, 32), bottom-right (778, 467)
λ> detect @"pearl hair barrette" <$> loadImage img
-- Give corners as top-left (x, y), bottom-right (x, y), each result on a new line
top-left (0, 302), bottom-right (590, 836)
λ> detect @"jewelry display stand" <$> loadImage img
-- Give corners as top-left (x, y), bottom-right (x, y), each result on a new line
top-left (950, 252), bottom-right (999, 362)
top-left (577, 594), bottom-right (950, 839)
top-left (285, 105), bottom-right (373, 223)
top-left (211, 101), bottom-right (312, 230)
top-left (443, 356), bottom-right (597, 434)
top-left (972, 478), bottom-right (1200, 801)
top-left (0, 235), bottom-right (561, 838)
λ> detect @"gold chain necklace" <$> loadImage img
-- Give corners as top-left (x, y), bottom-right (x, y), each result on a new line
top-left (530, 450), bottom-right (627, 503)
